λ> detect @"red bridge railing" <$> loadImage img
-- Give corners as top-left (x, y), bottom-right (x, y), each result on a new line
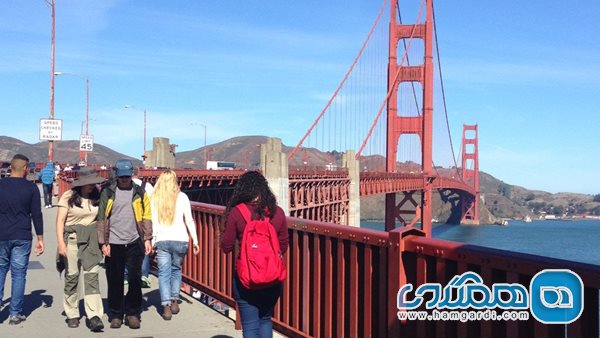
top-left (182, 203), bottom-right (600, 338)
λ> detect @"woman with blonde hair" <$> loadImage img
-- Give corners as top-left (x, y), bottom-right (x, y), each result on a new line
top-left (151, 170), bottom-right (199, 320)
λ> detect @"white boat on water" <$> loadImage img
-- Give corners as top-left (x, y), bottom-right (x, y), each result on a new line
top-left (524, 215), bottom-right (532, 223)
top-left (495, 219), bottom-right (509, 226)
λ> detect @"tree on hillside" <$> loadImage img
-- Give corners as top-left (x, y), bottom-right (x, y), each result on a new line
top-left (498, 182), bottom-right (512, 198)
top-left (593, 194), bottom-right (600, 203)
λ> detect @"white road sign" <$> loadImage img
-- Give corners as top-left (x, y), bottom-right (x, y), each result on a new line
top-left (80, 134), bottom-right (94, 152)
top-left (39, 119), bottom-right (63, 140)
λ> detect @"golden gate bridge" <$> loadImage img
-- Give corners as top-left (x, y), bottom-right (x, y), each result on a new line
top-left (55, 0), bottom-right (599, 336)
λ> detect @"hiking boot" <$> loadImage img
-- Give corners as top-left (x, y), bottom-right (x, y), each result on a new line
top-left (125, 315), bottom-right (140, 329)
top-left (141, 276), bottom-right (151, 288)
top-left (171, 300), bottom-right (180, 314)
top-left (110, 318), bottom-right (122, 329)
top-left (66, 317), bottom-right (80, 328)
top-left (8, 314), bottom-right (26, 325)
top-left (89, 316), bottom-right (104, 332)
top-left (162, 304), bottom-right (172, 320)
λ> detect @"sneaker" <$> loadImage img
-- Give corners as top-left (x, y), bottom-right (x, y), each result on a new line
top-left (66, 317), bottom-right (80, 328)
top-left (8, 314), bottom-right (26, 325)
top-left (162, 304), bottom-right (172, 320)
top-left (88, 316), bottom-right (104, 332)
top-left (125, 315), bottom-right (140, 329)
top-left (171, 300), bottom-right (180, 314)
top-left (141, 276), bottom-right (151, 288)
top-left (110, 318), bottom-right (122, 329)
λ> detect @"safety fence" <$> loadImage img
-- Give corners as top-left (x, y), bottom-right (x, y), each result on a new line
top-left (182, 202), bottom-right (600, 338)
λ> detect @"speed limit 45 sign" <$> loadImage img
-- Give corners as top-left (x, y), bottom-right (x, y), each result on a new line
top-left (80, 134), bottom-right (94, 152)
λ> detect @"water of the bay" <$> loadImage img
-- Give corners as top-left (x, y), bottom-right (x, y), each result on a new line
top-left (361, 219), bottom-right (600, 266)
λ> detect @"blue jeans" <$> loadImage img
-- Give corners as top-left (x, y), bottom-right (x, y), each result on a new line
top-left (0, 240), bottom-right (32, 316)
top-left (233, 275), bottom-right (282, 338)
top-left (125, 254), bottom-right (150, 280)
top-left (42, 183), bottom-right (53, 206)
top-left (156, 241), bottom-right (188, 306)
top-left (142, 254), bottom-right (150, 277)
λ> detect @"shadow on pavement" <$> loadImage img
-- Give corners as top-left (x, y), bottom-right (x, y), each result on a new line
top-left (0, 289), bottom-right (53, 322)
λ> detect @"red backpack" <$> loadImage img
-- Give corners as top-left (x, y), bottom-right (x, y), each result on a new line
top-left (236, 203), bottom-right (287, 289)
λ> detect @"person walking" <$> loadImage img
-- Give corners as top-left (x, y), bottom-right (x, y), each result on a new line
top-left (55, 167), bottom-right (105, 331)
top-left (132, 168), bottom-right (154, 288)
top-left (151, 170), bottom-right (199, 320)
top-left (97, 159), bottom-right (152, 330)
top-left (40, 161), bottom-right (55, 208)
top-left (221, 171), bottom-right (288, 338)
top-left (0, 154), bottom-right (44, 325)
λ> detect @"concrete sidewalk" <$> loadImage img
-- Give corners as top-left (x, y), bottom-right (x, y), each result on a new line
top-left (0, 189), bottom-right (242, 338)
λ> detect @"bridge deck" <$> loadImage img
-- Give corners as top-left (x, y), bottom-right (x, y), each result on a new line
top-left (0, 189), bottom-right (241, 338)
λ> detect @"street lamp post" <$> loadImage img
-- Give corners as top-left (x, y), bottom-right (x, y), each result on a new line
top-left (45, 0), bottom-right (56, 162)
top-left (54, 71), bottom-right (90, 163)
top-left (81, 118), bottom-right (96, 134)
top-left (124, 105), bottom-right (147, 164)
top-left (200, 123), bottom-right (207, 169)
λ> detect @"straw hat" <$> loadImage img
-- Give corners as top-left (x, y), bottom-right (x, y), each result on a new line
top-left (71, 167), bottom-right (105, 187)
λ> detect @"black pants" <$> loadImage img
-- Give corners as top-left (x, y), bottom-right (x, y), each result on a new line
top-left (105, 239), bottom-right (144, 318)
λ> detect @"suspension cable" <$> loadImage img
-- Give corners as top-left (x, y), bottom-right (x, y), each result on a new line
top-left (288, 0), bottom-right (387, 160)
top-left (432, 2), bottom-right (459, 173)
top-left (356, 0), bottom-right (426, 158)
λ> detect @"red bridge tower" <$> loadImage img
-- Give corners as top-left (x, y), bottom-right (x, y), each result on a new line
top-left (385, 0), bottom-right (434, 235)
top-left (461, 124), bottom-right (479, 224)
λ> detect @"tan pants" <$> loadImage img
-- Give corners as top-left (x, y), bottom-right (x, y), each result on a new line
top-left (63, 235), bottom-right (104, 319)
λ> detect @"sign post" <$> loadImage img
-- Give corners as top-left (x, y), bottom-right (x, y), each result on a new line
top-left (79, 134), bottom-right (94, 152)
top-left (39, 118), bottom-right (62, 141)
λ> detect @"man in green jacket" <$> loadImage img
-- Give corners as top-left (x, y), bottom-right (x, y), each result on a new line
top-left (97, 159), bottom-right (152, 330)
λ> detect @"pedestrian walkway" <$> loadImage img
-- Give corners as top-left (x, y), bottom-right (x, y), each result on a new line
top-left (0, 190), bottom-right (242, 338)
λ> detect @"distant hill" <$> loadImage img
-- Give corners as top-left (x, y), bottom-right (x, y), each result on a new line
top-left (0, 136), bottom-right (141, 166)
top-left (3, 135), bottom-right (598, 221)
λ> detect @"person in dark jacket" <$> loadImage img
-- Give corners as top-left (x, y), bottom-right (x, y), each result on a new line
top-left (0, 154), bottom-right (44, 325)
top-left (97, 159), bottom-right (152, 330)
top-left (40, 161), bottom-right (55, 208)
top-left (221, 171), bottom-right (289, 338)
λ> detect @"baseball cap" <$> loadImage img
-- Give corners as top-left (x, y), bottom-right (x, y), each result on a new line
top-left (115, 159), bottom-right (133, 177)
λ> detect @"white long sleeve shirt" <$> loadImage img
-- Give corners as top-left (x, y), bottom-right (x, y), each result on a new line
top-left (151, 192), bottom-right (198, 246)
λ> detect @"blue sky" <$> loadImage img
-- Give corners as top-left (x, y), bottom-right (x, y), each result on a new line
top-left (0, 0), bottom-right (599, 194)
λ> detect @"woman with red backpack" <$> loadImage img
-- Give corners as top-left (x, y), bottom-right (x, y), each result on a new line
top-left (221, 171), bottom-right (289, 338)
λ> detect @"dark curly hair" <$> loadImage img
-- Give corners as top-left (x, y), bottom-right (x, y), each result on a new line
top-left (226, 171), bottom-right (277, 219)
top-left (68, 186), bottom-right (100, 209)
